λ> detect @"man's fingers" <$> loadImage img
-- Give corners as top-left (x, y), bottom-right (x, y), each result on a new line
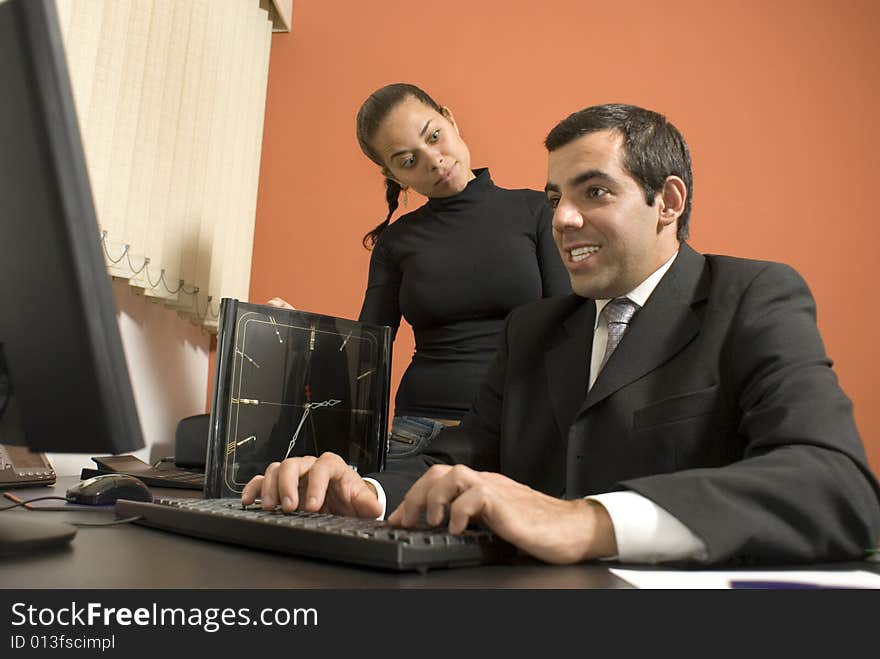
top-left (275, 456), bottom-right (316, 511)
top-left (424, 475), bottom-right (464, 526)
top-left (259, 462), bottom-right (282, 510)
top-left (388, 464), bottom-right (466, 528)
top-left (299, 454), bottom-right (345, 512)
top-left (295, 453), bottom-right (381, 517)
top-left (386, 504), bottom-right (404, 525)
top-left (319, 458), bottom-right (382, 517)
top-left (351, 482), bottom-right (383, 519)
top-left (240, 475), bottom-right (264, 506)
top-left (446, 486), bottom-right (487, 534)
top-left (239, 454), bottom-right (379, 519)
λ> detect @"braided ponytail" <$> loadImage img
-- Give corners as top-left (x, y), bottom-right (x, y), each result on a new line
top-left (362, 178), bottom-right (401, 249)
top-left (357, 83), bottom-right (443, 250)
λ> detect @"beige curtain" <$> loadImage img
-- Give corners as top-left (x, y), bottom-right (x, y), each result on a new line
top-left (54, 0), bottom-right (274, 331)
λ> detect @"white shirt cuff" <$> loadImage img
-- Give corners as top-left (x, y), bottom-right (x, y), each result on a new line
top-left (587, 491), bottom-right (708, 563)
top-left (362, 477), bottom-right (387, 520)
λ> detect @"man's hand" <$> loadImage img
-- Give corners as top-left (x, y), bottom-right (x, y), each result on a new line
top-left (241, 452), bottom-right (382, 519)
top-left (386, 465), bottom-right (618, 564)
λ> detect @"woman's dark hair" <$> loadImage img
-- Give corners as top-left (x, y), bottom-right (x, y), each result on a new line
top-left (544, 104), bottom-right (694, 240)
top-left (357, 83), bottom-right (443, 249)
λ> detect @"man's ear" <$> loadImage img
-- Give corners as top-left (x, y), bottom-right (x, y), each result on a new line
top-left (440, 106), bottom-right (461, 135)
top-left (658, 176), bottom-right (686, 228)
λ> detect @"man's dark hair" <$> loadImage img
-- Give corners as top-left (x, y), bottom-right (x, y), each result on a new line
top-left (545, 104), bottom-right (693, 240)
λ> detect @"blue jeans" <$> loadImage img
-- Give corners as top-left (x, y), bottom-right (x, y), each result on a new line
top-left (386, 416), bottom-right (447, 461)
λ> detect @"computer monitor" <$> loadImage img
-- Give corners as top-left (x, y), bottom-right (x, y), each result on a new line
top-left (0, 0), bottom-right (145, 547)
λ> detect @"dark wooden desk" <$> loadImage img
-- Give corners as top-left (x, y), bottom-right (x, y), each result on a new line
top-left (0, 477), bottom-right (630, 589)
top-left (4, 477), bottom-right (877, 589)
top-left (4, 478), bottom-right (876, 656)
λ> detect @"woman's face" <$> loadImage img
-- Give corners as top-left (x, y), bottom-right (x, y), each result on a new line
top-left (370, 95), bottom-right (474, 198)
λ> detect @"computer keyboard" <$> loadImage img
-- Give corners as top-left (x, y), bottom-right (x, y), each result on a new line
top-left (80, 467), bottom-right (204, 490)
top-left (115, 496), bottom-right (517, 572)
top-left (81, 454), bottom-right (204, 490)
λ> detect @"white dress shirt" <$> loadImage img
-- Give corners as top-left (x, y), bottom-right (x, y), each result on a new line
top-left (367, 250), bottom-right (708, 563)
top-left (586, 251), bottom-right (707, 563)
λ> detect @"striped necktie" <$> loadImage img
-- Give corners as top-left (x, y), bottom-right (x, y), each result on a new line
top-left (599, 297), bottom-right (638, 369)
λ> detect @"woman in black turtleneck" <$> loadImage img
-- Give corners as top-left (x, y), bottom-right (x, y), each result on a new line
top-left (355, 83), bottom-right (570, 460)
top-left (273, 83), bottom-right (570, 461)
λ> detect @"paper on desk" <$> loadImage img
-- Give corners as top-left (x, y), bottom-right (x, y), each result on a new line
top-left (609, 568), bottom-right (880, 589)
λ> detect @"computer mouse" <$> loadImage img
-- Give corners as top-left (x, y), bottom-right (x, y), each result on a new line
top-left (65, 474), bottom-right (153, 506)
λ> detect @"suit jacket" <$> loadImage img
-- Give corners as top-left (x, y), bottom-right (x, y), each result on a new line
top-left (374, 243), bottom-right (880, 564)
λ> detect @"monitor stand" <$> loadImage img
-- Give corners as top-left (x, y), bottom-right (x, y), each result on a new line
top-left (0, 361), bottom-right (76, 555)
top-left (0, 515), bottom-right (77, 556)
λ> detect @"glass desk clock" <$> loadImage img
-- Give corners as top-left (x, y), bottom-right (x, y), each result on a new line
top-left (205, 300), bottom-right (391, 498)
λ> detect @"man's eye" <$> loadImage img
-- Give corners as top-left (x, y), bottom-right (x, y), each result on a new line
top-left (401, 156), bottom-right (415, 168)
top-left (429, 129), bottom-right (440, 142)
top-left (588, 187), bottom-right (608, 198)
top-left (546, 197), bottom-right (559, 209)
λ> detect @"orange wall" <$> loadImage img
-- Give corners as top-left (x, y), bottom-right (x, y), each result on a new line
top-left (248, 0), bottom-right (880, 475)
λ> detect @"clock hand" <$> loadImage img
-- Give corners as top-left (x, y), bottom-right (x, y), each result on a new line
top-left (283, 399), bottom-right (343, 459)
top-left (284, 404), bottom-right (311, 459)
top-left (309, 399), bottom-right (342, 409)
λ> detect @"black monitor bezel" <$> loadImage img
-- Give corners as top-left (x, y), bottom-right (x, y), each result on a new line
top-left (0, 0), bottom-right (144, 455)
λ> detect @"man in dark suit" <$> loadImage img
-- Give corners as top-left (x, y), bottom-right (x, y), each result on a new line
top-left (243, 104), bottom-right (880, 565)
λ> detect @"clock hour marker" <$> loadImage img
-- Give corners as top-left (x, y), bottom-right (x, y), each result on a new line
top-left (339, 330), bottom-right (352, 351)
top-left (232, 398), bottom-right (259, 405)
top-left (268, 315), bottom-right (283, 343)
top-left (236, 349), bottom-right (260, 368)
top-left (356, 369), bottom-right (373, 381)
top-left (226, 435), bottom-right (256, 454)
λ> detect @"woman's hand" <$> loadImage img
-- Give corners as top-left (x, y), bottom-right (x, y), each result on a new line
top-left (266, 297), bottom-right (295, 310)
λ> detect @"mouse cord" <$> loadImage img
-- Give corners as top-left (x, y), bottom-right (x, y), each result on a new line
top-left (0, 495), bottom-right (68, 510)
top-left (1, 494), bottom-right (143, 525)
top-left (1, 495), bottom-right (143, 527)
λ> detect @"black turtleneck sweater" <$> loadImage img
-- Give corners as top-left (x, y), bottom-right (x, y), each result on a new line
top-left (358, 168), bottom-right (571, 420)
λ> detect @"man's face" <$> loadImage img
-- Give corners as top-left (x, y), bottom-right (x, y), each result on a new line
top-left (545, 129), bottom-right (678, 299)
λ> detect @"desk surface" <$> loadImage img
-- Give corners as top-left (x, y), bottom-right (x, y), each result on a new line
top-left (3, 477), bottom-right (876, 589)
top-left (0, 477), bottom-right (630, 589)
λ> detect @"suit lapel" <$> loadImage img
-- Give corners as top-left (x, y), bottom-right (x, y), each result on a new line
top-left (544, 296), bottom-right (595, 439)
top-left (581, 243), bottom-right (709, 413)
